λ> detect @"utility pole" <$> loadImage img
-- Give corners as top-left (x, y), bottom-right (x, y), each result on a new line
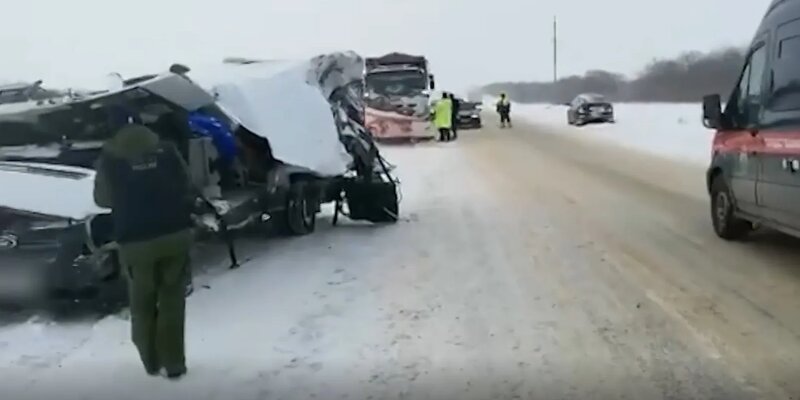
top-left (553, 15), bottom-right (558, 83)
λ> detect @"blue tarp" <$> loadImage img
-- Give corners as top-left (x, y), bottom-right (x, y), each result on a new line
top-left (187, 111), bottom-right (238, 166)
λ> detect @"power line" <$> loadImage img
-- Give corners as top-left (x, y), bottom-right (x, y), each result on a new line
top-left (553, 15), bottom-right (558, 83)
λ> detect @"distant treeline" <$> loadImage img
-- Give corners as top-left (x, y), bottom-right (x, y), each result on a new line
top-left (480, 47), bottom-right (746, 104)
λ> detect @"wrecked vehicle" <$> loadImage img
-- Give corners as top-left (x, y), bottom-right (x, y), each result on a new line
top-left (0, 51), bottom-right (399, 308)
top-left (364, 53), bottom-right (436, 141)
top-left (0, 162), bottom-right (120, 305)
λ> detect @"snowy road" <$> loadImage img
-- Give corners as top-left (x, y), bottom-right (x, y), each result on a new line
top-left (3, 115), bottom-right (800, 399)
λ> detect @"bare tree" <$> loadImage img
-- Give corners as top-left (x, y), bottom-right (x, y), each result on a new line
top-left (481, 47), bottom-right (745, 103)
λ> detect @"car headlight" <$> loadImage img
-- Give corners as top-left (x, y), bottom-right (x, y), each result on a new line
top-left (0, 233), bottom-right (19, 250)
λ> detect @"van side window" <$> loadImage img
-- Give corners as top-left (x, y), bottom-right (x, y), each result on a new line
top-left (769, 19), bottom-right (800, 111)
top-left (726, 44), bottom-right (768, 128)
top-left (734, 64), bottom-right (751, 119)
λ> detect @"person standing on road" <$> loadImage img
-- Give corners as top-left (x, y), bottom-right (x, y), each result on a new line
top-left (449, 93), bottom-right (461, 141)
top-left (433, 92), bottom-right (454, 142)
top-left (496, 93), bottom-right (512, 128)
top-left (93, 120), bottom-right (195, 380)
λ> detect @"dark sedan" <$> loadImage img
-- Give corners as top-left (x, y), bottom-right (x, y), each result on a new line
top-left (0, 162), bottom-right (125, 308)
top-left (566, 93), bottom-right (615, 126)
top-left (455, 100), bottom-right (482, 129)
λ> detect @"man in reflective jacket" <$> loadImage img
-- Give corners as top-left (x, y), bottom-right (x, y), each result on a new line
top-left (433, 92), bottom-right (454, 141)
top-left (93, 123), bottom-right (194, 380)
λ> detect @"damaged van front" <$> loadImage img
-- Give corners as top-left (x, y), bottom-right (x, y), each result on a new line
top-left (0, 162), bottom-right (120, 306)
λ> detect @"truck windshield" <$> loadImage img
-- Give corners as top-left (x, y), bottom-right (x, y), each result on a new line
top-left (366, 71), bottom-right (427, 96)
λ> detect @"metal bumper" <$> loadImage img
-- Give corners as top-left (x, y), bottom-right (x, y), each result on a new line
top-left (577, 111), bottom-right (614, 122)
top-left (0, 224), bottom-right (112, 304)
top-left (457, 115), bottom-right (483, 128)
top-left (0, 250), bottom-right (53, 303)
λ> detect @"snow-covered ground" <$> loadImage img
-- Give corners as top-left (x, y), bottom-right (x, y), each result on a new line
top-left (515, 103), bottom-right (715, 166)
top-left (3, 111), bottom-right (800, 398)
top-left (0, 144), bottom-right (500, 400)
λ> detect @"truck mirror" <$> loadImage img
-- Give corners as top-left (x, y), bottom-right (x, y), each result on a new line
top-left (170, 63), bottom-right (191, 75)
top-left (702, 94), bottom-right (723, 129)
top-left (429, 75), bottom-right (435, 90)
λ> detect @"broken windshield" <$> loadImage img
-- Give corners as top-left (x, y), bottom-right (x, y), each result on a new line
top-left (365, 70), bottom-right (427, 97)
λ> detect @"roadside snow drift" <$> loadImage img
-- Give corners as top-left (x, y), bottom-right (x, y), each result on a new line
top-left (516, 103), bottom-right (715, 166)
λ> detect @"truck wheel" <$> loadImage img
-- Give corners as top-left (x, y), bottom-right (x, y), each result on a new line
top-left (278, 181), bottom-right (317, 236)
top-left (710, 177), bottom-right (751, 240)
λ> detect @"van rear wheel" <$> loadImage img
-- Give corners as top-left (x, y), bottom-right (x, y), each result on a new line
top-left (710, 177), bottom-right (751, 240)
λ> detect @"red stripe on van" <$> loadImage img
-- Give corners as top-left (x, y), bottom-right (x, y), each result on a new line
top-left (713, 130), bottom-right (800, 155)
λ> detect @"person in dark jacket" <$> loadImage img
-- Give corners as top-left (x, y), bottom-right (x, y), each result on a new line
top-left (449, 93), bottom-right (461, 141)
top-left (496, 93), bottom-right (512, 128)
top-left (94, 123), bottom-right (194, 380)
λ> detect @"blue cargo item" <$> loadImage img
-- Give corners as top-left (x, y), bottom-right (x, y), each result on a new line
top-left (187, 111), bottom-right (238, 166)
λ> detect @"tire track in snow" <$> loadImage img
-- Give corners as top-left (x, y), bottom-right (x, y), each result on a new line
top-left (470, 119), bottom-right (796, 399)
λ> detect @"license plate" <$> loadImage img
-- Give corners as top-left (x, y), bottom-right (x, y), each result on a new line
top-left (0, 266), bottom-right (46, 300)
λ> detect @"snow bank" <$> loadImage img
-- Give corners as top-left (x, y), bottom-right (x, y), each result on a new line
top-left (517, 103), bottom-right (715, 166)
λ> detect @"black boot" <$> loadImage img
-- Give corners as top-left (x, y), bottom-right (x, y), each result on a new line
top-left (145, 366), bottom-right (161, 377)
top-left (166, 366), bottom-right (187, 380)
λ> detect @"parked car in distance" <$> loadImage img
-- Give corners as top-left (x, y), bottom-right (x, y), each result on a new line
top-left (455, 99), bottom-right (482, 129)
top-left (566, 93), bottom-right (615, 126)
top-left (702, 0), bottom-right (800, 241)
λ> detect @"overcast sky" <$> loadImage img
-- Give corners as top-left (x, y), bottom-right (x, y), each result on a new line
top-left (1, 0), bottom-right (770, 93)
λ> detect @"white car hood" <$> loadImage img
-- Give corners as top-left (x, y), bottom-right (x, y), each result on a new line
top-left (0, 162), bottom-right (107, 220)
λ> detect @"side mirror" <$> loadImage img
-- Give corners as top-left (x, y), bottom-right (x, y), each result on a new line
top-left (702, 94), bottom-right (723, 129)
top-left (429, 74), bottom-right (435, 90)
top-left (563, 102), bottom-right (571, 106)
top-left (170, 63), bottom-right (191, 75)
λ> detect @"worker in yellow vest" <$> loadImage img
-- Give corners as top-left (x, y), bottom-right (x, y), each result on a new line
top-left (432, 92), bottom-right (454, 142)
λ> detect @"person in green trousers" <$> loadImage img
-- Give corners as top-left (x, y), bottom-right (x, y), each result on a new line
top-left (93, 121), bottom-right (195, 380)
